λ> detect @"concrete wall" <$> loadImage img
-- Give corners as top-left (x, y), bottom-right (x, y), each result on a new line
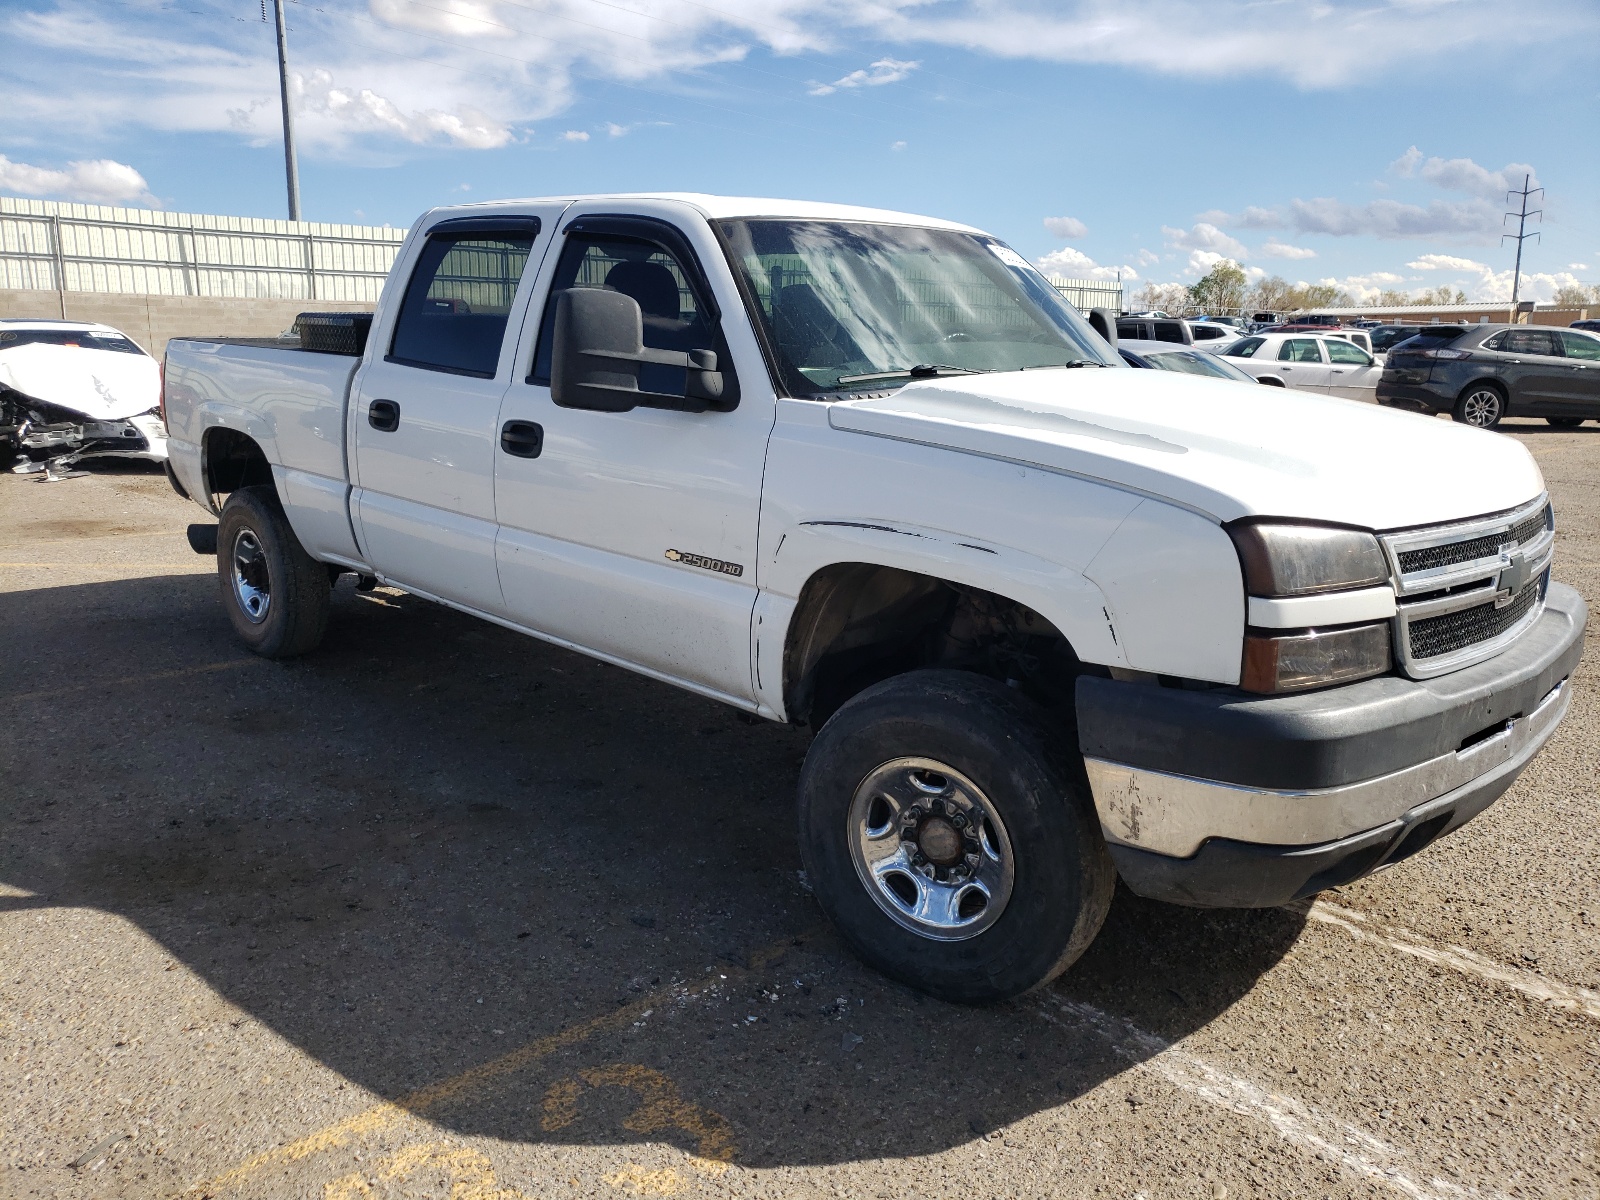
top-left (0, 289), bottom-right (373, 358)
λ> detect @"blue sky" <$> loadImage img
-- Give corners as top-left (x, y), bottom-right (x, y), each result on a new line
top-left (2, 0), bottom-right (1597, 302)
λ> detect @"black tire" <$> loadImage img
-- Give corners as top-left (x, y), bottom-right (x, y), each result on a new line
top-left (1546, 417), bottom-right (1585, 428)
top-left (797, 669), bottom-right (1114, 1003)
top-left (216, 486), bottom-right (330, 658)
top-left (1453, 383), bottom-right (1506, 429)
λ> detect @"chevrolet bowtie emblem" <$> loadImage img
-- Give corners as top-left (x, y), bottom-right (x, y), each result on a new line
top-left (1495, 549), bottom-right (1531, 606)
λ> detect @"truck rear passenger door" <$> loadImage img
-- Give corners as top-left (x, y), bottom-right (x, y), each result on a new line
top-left (491, 210), bottom-right (774, 705)
top-left (350, 212), bottom-right (562, 613)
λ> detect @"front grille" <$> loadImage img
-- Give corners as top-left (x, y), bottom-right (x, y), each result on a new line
top-left (1407, 581), bottom-right (1540, 660)
top-left (1397, 507), bottom-right (1549, 575)
top-left (1399, 533), bottom-right (1499, 574)
top-left (1510, 509), bottom-right (1550, 548)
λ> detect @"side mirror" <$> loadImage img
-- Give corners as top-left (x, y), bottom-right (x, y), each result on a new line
top-left (550, 288), bottom-right (724, 413)
top-left (1088, 307), bottom-right (1117, 348)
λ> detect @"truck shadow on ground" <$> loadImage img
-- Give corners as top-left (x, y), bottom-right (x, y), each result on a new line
top-left (0, 571), bottom-right (1306, 1172)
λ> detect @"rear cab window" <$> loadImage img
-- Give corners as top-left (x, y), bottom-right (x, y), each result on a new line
top-left (388, 223), bottom-right (538, 377)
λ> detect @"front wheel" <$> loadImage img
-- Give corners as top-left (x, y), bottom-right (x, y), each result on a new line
top-left (1454, 384), bottom-right (1505, 428)
top-left (797, 670), bottom-right (1114, 1003)
top-left (216, 486), bottom-right (330, 658)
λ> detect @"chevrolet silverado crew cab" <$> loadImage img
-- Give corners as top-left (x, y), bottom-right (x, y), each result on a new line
top-left (162, 194), bottom-right (1586, 1002)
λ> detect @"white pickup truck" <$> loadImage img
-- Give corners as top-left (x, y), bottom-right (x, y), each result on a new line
top-left (163, 194), bottom-right (1586, 1002)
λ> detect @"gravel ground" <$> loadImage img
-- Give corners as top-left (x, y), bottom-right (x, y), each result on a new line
top-left (1, 421), bottom-right (1596, 1200)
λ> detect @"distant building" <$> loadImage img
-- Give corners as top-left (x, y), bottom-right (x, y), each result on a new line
top-left (1290, 300), bottom-right (1589, 328)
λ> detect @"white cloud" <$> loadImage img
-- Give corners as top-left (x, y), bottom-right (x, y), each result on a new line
top-left (0, 154), bottom-right (155, 204)
top-left (1567, 262), bottom-right (1588, 271)
top-left (1408, 254), bottom-right (1487, 272)
top-left (562, 129), bottom-right (590, 142)
top-left (1134, 248), bottom-right (1160, 267)
top-left (808, 57), bottom-right (920, 96)
top-left (1035, 246), bottom-right (1137, 282)
top-left (1162, 223), bottom-right (1247, 259)
top-left (1043, 215), bottom-right (1088, 239)
top-left (1211, 197), bottom-right (1503, 242)
top-left (890, 140), bottom-right (907, 151)
top-left (295, 69), bottom-right (511, 149)
top-left (1185, 250), bottom-right (1226, 276)
top-left (1390, 146), bottom-right (1539, 199)
top-left (4, 0), bottom-right (1588, 170)
top-left (1260, 240), bottom-right (1316, 260)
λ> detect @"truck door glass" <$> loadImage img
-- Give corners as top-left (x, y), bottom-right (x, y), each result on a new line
top-left (529, 233), bottom-right (723, 398)
top-left (388, 231), bottom-right (534, 378)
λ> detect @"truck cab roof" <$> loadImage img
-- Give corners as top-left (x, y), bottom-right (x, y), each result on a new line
top-left (406, 193), bottom-right (985, 235)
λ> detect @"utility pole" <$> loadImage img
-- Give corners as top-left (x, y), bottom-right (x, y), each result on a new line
top-left (1502, 173), bottom-right (1542, 309)
top-left (272, 0), bottom-right (302, 221)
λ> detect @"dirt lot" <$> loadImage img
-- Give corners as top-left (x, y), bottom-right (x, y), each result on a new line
top-left (2, 422), bottom-right (1597, 1200)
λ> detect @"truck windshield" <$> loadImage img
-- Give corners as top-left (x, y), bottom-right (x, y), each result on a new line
top-left (718, 219), bottom-right (1116, 397)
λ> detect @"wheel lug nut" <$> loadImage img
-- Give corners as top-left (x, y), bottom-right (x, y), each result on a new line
top-left (950, 813), bottom-right (968, 830)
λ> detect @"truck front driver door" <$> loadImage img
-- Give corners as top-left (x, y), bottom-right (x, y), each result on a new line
top-left (492, 211), bottom-right (774, 706)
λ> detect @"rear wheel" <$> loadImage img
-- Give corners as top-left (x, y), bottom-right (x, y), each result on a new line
top-left (797, 669), bottom-right (1114, 1003)
top-left (217, 486), bottom-right (330, 658)
top-left (1454, 384), bottom-right (1505, 428)
top-left (1546, 417), bottom-right (1585, 428)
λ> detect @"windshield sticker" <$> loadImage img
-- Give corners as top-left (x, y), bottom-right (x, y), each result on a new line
top-left (988, 244), bottom-right (1032, 271)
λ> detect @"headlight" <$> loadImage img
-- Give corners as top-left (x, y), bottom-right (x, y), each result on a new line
top-left (1228, 522), bottom-right (1388, 596)
top-left (1241, 624), bottom-right (1391, 694)
top-left (1230, 521), bottom-right (1393, 693)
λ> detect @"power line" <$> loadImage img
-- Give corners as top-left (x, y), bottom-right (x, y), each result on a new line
top-left (1502, 173), bottom-right (1542, 309)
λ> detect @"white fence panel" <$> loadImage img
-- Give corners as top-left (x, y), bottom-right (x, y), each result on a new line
top-left (0, 196), bottom-right (405, 304)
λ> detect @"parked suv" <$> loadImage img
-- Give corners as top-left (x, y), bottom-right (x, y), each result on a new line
top-left (1377, 324), bottom-right (1600, 428)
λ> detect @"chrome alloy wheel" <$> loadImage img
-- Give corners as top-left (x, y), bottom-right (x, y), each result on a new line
top-left (1461, 387), bottom-right (1503, 427)
top-left (231, 528), bottom-right (272, 624)
top-left (847, 757), bottom-right (1015, 941)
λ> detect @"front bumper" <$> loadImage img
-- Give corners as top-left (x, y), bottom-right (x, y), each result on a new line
top-left (1076, 582), bottom-right (1587, 907)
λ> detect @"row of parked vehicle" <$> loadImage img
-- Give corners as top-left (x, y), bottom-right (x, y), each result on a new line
top-left (1110, 312), bottom-right (1600, 428)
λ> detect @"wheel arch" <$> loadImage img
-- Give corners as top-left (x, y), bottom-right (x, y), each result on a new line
top-left (201, 425), bottom-right (277, 512)
top-left (779, 560), bottom-right (1094, 729)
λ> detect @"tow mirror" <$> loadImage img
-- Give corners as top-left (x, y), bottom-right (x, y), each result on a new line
top-left (550, 288), bottom-right (723, 413)
top-left (1088, 307), bottom-right (1117, 349)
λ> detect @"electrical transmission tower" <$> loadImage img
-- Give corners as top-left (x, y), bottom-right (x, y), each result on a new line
top-left (1502, 173), bottom-right (1542, 308)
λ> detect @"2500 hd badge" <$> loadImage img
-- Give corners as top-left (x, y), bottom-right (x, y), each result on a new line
top-left (664, 548), bottom-right (744, 577)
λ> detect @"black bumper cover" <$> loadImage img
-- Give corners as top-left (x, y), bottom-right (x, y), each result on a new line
top-left (1078, 583), bottom-right (1587, 907)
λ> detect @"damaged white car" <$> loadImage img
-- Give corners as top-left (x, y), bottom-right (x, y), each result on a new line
top-left (0, 319), bottom-right (168, 479)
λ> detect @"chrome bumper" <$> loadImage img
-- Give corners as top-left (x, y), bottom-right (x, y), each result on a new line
top-left (1085, 677), bottom-right (1571, 859)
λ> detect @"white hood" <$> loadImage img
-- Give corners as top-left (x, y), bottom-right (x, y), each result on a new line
top-left (827, 368), bottom-right (1544, 530)
top-left (0, 342), bottom-right (160, 421)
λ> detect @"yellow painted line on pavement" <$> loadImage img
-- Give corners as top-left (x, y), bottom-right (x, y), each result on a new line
top-left (190, 931), bottom-right (815, 1197)
top-left (0, 658), bottom-right (260, 706)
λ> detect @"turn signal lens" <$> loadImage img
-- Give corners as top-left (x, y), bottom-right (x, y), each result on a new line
top-left (1241, 623), bottom-right (1392, 694)
top-left (1229, 522), bottom-right (1389, 597)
